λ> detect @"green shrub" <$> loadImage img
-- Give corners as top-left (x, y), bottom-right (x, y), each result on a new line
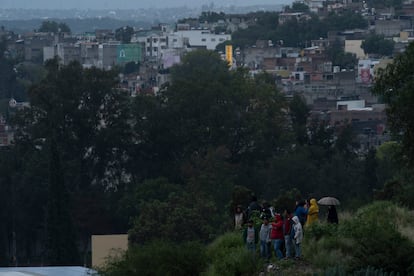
top-left (204, 246), bottom-right (258, 276)
top-left (353, 266), bottom-right (400, 276)
top-left (204, 232), bottom-right (259, 276)
top-left (206, 231), bottom-right (243, 256)
top-left (305, 202), bottom-right (414, 275)
top-left (305, 221), bottom-right (338, 241)
top-left (320, 265), bottom-right (347, 276)
top-left (340, 201), bottom-right (414, 275)
top-left (98, 240), bottom-right (206, 276)
top-left (304, 222), bottom-right (353, 269)
top-left (320, 266), bottom-right (400, 276)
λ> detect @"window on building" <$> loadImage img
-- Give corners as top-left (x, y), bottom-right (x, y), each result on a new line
top-left (201, 38), bottom-right (206, 42)
top-left (211, 38), bottom-right (216, 42)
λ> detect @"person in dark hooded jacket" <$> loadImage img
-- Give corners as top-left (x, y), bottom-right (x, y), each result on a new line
top-left (327, 205), bottom-right (338, 224)
top-left (247, 195), bottom-right (262, 218)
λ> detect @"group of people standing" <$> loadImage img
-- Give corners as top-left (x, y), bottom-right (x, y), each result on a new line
top-left (237, 196), bottom-right (338, 261)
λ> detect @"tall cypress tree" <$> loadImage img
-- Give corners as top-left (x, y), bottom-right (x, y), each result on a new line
top-left (45, 138), bottom-right (79, 265)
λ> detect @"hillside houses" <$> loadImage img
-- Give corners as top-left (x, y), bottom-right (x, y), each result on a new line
top-left (5, 0), bottom-right (414, 150)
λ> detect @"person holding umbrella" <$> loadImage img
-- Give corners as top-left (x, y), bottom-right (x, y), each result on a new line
top-left (318, 197), bottom-right (340, 224)
top-left (327, 205), bottom-right (338, 224)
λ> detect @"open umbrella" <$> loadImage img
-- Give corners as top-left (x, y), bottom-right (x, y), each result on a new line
top-left (318, 197), bottom-right (340, 206)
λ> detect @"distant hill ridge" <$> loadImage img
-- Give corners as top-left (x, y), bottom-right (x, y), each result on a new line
top-left (0, 5), bottom-right (285, 34)
top-left (0, 17), bottom-right (152, 34)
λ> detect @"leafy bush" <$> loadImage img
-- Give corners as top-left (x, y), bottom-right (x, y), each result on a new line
top-left (128, 190), bottom-right (220, 244)
top-left (320, 265), bottom-right (347, 276)
top-left (342, 202), bottom-right (414, 274)
top-left (304, 201), bottom-right (414, 275)
top-left (204, 232), bottom-right (259, 276)
top-left (99, 240), bottom-right (206, 276)
top-left (353, 266), bottom-right (400, 276)
top-left (305, 221), bottom-right (338, 241)
top-left (304, 222), bottom-right (354, 269)
top-left (321, 266), bottom-right (400, 276)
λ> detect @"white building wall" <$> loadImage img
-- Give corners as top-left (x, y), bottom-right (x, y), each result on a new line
top-left (43, 46), bottom-right (56, 63)
top-left (337, 100), bottom-right (365, 110)
top-left (345, 40), bottom-right (365, 59)
top-left (168, 34), bottom-right (187, 49)
top-left (174, 30), bottom-right (231, 50)
top-left (134, 34), bottom-right (168, 58)
top-left (304, 0), bottom-right (325, 12)
top-left (56, 44), bottom-right (65, 64)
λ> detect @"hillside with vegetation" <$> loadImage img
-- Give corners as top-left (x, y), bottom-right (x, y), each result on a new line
top-left (0, 7), bottom-right (414, 274)
top-left (100, 201), bottom-right (414, 275)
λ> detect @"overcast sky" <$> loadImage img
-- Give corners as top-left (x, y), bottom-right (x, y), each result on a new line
top-left (1, 0), bottom-right (292, 9)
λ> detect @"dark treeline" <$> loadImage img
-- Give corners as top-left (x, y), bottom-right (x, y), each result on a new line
top-left (0, 48), bottom-right (405, 266)
top-left (226, 10), bottom-right (367, 49)
top-left (0, 18), bottom-right (151, 34)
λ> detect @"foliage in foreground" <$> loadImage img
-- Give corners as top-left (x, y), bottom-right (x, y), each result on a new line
top-left (304, 201), bottom-right (414, 275)
top-left (203, 231), bottom-right (259, 276)
top-left (100, 202), bottom-right (414, 275)
top-left (321, 266), bottom-right (403, 276)
top-left (98, 240), bottom-right (206, 276)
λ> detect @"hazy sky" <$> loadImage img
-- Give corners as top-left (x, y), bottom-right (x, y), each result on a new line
top-left (1, 0), bottom-right (292, 9)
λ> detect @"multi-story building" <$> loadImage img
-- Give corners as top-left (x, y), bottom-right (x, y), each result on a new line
top-left (80, 42), bottom-right (100, 68)
top-left (98, 42), bottom-right (120, 70)
top-left (43, 43), bottom-right (81, 65)
top-left (132, 31), bottom-right (168, 59)
top-left (173, 30), bottom-right (231, 50)
top-left (375, 19), bottom-right (411, 37)
top-left (24, 33), bottom-right (55, 63)
top-left (303, 0), bottom-right (326, 13)
top-left (278, 12), bottom-right (307, 25)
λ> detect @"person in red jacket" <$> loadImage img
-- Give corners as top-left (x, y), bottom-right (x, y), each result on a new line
top-left (270, 213), bottom-right (284, 259)
top-left (283, 209), bottom-right (294, 258)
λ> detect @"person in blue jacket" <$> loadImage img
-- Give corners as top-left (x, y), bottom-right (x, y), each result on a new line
top-left (294, 200), bottom-right (308, 226)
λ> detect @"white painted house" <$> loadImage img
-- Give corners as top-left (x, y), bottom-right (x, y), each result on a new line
top-left (173, 30), bottom-right (231, 50)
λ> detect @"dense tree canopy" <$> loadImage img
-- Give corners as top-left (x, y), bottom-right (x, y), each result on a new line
top-left (285, 2), bottom-right (310, 13)
top-left (0, 46), bottom-right (402, 266)
top-left (231, 11), bottom-right (367, 48)
top-left (115, 26), bottom-right (134, 44)
top-left (199, 11), bottom-right (226, 22)
top-left (325, 39), bottom-right (358, 70)
top-left (38, 20), bottom-right (71, 33)
top-left (10, 59), bottom-right (132, 264)
top-left (0, 38), bottom-right (25, 105)
top-left (361, 34), bottom-right (395, 57)
top-left (372, 43), bottom-right (414, 164)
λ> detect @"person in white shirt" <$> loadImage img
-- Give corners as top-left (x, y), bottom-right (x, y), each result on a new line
top-left (292, 215), bottom-right (303, 259)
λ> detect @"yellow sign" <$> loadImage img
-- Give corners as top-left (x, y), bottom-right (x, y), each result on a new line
top-left (225, 45), bottom-right (233, 65)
